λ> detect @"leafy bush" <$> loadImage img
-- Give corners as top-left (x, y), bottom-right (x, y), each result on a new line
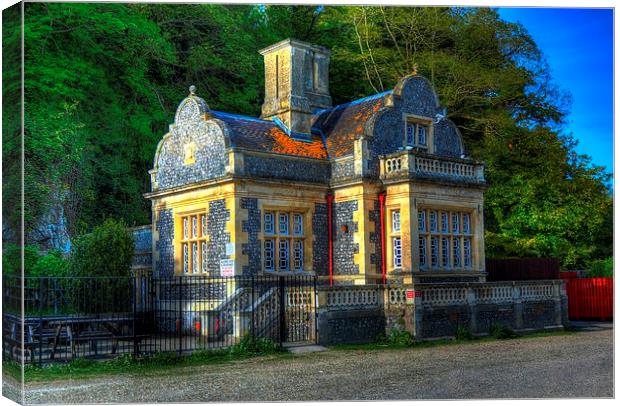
top-left (489, 323), bottom-right (518, 339)
top-left (377, 328), bottom-right (414, 346)
top-left (229, 335), bottom-right (280, 355)
top-left (455, 325), bottom-right (473, 341)
top-left (2, 243), bottom-right (40, 276)
top-left (587, 257), bottom-right (613, 278)
top-left (69, 218), bottom-right (134, 277)
top-left (30, 250), bottom-right (69, 277)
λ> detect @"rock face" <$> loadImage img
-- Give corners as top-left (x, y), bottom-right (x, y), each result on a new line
top-left (27, 203), bottom-right (72, 253)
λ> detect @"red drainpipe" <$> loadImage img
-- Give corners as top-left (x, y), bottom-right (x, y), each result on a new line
top-left (378, 192), bottom-right (387, 285)
top-left (326, 193), bottom-right (334, 287)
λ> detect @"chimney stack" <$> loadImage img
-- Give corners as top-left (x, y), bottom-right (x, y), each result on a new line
top-left (260, 39), bottom-right (332, 134)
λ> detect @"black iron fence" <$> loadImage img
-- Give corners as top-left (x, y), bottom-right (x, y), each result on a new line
top-left (2, 274), bottom-right (316, 365)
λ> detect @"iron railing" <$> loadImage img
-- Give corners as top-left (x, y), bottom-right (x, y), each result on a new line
top-left (2, 274), bottom-right (317, 365)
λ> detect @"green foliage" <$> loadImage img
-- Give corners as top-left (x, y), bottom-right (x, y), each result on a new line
top-left (69, 219), bottom-right (134, 277)
top-left (229, 335), bottom-right (280, 355)
top-left (30, 250), bottom-right (69, 277)
top-left (489, 323), bottom-right (518, 339)
top-left (587, 257), bottom-right (613, 278)
top-left (377, 328), bottom-right (414, 347)
top-left (2, 244), bottom-right (40, 276)
top-left (455, 325), bottom-right (474, 341)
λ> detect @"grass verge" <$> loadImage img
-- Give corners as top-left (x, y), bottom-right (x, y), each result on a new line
top-left (329, 327), bottom-right (575, 351)
top-left (3, 335), bottom-right (286, 383)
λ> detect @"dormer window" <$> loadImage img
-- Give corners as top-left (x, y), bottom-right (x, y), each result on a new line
top-left (405, 116), bottom-right (431, 149)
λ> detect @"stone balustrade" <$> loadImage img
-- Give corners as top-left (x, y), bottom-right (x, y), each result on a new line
top-left (417, 280), bottom-right (562, 307)
top-left (321, 285), bottom-right (382, 309)
top-left (316, 279), bottom-right (568, 344)
top-left (380, 150), bottom-right (485, 183)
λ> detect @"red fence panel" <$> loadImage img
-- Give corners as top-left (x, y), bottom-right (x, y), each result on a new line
top-left (566, 278), bottom-right (613, 320)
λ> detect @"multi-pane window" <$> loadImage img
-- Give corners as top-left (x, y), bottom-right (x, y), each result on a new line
top-left (431, 237), bottom-right (439, 267)
top-left (441, 237), bottom-right (450, 267)
top-left (179, 213), bottom-right (208, 274)
top-left (392, 211), bottom-right (401, 232)
top-left (463, 213), bottom-right (471, 234)
top-left (264, 239), bottom-right (275, 271)
top-left (418, 236), bottom-right (427, 267)
top-left (279, 240), bottom-right (289, 271)
top-left (429, 211), bottom-right (438, 232)
top-left (463, 238), bottom-right (472, 267)
top-left (418, 209), bottom-right (473, 270)
top-left (264, 212), bottom-right (275, 234)
top-left (390, 209), bottom-right (402, 268)
top-left (417, 125), bottom-right (427, 145)
top-left (264, 211), bottom-right (304, 272)
top-left (405, 120), bottom-right (429, 147)
top-left (279, 213), bottom-right (289, 235)
top-left (418, 210), bottom-right (426, 232)
top-left (393, 237), bottom-right (402, 268)
top-left (441, 211), bottom-right (449, 233)
top-left (294, 240), bottom-right (304, 271)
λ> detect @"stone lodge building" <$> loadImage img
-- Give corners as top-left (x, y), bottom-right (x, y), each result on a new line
top-left (145, 38), bottom-right (487, 286)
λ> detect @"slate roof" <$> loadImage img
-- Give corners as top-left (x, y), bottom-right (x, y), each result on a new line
top-left (211, 111), bottom-right (328, 160)
top-left (210, 90), bottom-right (390, 160)
top-left (313, 91), bottom-right (391, 158)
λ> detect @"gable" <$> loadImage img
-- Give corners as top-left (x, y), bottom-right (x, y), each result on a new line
top-left (153, 96), bottom-right (229, 191)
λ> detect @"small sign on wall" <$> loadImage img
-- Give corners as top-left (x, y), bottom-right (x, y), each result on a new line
top-left (406, 289), bottom-right (415, 304)
top-left (220, 259), bottom-right (234, 277)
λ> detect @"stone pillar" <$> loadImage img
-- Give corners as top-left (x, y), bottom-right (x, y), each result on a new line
top-left (413, 290), bottom-right (424, 339)
top-left (466, 287), bottom-right (478, 334)
top-left (553, 282), bottom-right (563, 327)
top-left (513, 283), bottom-right (524, 330)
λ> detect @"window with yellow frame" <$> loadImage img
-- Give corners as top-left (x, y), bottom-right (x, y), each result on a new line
top-left (388, 207), bottom-right (402, 269)
top-left (263, 210), bottom-right (305, 272)
top-left (179, 212), bottom-right (208, 274)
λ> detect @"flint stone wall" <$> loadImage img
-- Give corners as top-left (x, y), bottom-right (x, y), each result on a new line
top-left (316, 280), bottom-right (568, 345)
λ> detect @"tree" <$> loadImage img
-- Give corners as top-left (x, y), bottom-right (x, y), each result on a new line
top-left (69, 219), bottom-right (134, 277)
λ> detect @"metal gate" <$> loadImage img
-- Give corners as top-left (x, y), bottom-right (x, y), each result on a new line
top-left (279, 275), bottom-right (317, 344)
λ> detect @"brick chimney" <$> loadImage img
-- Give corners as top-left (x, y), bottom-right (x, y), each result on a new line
top-left (260, 39), bottom-right (332, 134)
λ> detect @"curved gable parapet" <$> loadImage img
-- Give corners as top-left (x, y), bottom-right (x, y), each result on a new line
top-left (368, 74), bottom-right (464, 158)
top-left (152, 91), bottom-right (230, 192)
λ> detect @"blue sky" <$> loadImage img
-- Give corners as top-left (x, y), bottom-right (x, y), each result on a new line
top-left (497, 7), bottom-right (614, 174)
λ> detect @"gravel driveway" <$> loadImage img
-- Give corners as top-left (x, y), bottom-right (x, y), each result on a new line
top-left (10, 323), bottom-right (614, 403)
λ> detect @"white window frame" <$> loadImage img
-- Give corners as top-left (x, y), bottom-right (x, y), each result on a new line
top-left (201, 241), bottom-right (208, 273)
top-left (278, 239), bottom-right (289, 271)
top-left (463, 213), bottom-right (471, 235)
top-left (264, 212), bottom-right (275, 235)
top-left (429, 210), bottom-right (438, 233)
top-left (392, 210), bottom-right (401, 233)
top-left (452, 237), bottom-right (461, 267)
top-left (264, 239), bottom-right (275, 271)
top-left (393, 237), bottom-right (402, 268)
top-left (183, 244), bottom-right (189, 274)
top-left (418, 210), bottom-right (426, 232)
top-left (431, 237), bottom-right (439, 267)
top-left (464, 238), bottom-right (472, 267)
top-left (279, 213), bottom-right (289, 235)
top-left (192, 242), bottom-right (198, 273)
top-left (264, 210), bottom-right (305, 273)
top-left (293, 213), bottom-right (303, 236)
top-left (201, 214), bottom-right (207, 237)
top-left (293, 240), bottom-right (304, 271)
top-left (417, 124), bottom-right (427, 146)
top-left (419, 236), bottom-right (427, 268)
